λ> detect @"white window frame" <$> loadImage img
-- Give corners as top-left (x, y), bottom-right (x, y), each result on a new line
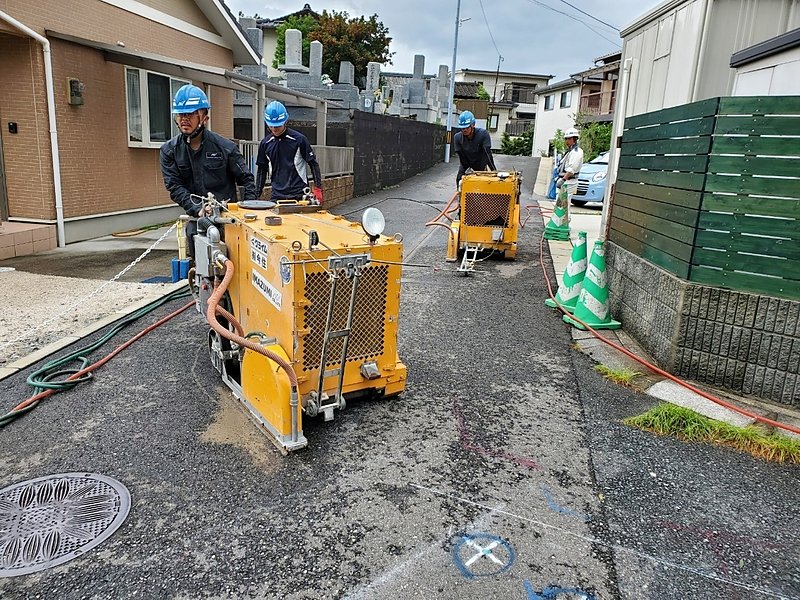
top-left (544, 94), bottom-right (554, 111)
top-left (125, 67), bottom-right (191, 148)
top-left (560, 90), bottom-right (572, 109)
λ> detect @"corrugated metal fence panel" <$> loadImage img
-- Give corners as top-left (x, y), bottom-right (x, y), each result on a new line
top-left (611, 98), bottom-right (719, 279)
top-left (690, 96), bottom-right (800, 300)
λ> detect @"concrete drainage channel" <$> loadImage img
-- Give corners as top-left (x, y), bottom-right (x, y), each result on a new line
top-left (0, 473), bottom-right (130, 576)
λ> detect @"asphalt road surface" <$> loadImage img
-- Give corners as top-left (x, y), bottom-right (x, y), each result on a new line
top-left (1, 157), bottom-right (798, 600)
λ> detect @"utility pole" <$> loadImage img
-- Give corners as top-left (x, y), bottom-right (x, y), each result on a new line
top-left (487, 54), bottom-right (503, 139)
top-left (444, 0), bottom-right (462, 163)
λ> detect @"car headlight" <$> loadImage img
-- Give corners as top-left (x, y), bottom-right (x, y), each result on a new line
top-left (592, 171), bottom-right (607, 183)
top-left (361, 207), bottom-right (386, 242)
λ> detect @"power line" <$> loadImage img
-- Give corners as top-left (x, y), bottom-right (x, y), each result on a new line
top-left (478, 0), bottom-right (503, 58)
top-left (554, 0), bottom-right (620, 31)
top-left (522, 0), bottom-right (621, 46)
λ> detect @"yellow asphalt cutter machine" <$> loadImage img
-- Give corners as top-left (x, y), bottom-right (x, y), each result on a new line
top-left (190, 197), bottom-right (407, 453)
top-left (439, 171), bottom-right (521, 274)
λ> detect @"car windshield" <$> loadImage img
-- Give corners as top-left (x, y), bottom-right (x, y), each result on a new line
top-left (590, 152), bottom-right (609, 165)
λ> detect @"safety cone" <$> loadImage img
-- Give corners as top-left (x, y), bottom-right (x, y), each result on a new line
top-left (543, 182), bottom-right (571, 241)
top-left (545, 231), bottom-right (587, 312)
top-left (563, 239), bottom-right (621, 330)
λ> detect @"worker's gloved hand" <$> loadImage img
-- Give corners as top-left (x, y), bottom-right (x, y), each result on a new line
top-left (312, 187), bottom-right (323, 204)
top-left (556, 177), bottom-right (565, 189)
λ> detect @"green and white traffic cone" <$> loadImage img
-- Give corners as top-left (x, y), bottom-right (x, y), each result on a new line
top-left (543, 182), bottom-right (571, 241)
top-left (563, 239), bottom-right (621, 330)
top-left (545, 231), bottom-right (587, 313)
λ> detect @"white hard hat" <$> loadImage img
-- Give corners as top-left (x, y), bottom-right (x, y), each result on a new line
top-left (564, 127), bottom-right (580, 139)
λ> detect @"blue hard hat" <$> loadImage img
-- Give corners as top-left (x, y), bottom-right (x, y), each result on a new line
top-left (457, 110), bottom-right (476, 128)
top-left (172, 84), bottom-right (210, 113)
top-left (264, 101), bottom-right (289, 127)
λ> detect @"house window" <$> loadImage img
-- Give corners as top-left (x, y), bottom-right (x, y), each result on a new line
top-left (488, 114), bottom-right (499, 131)
top-left (560, 91), bottom-right (572, 108)
top-left (544, 95), bottom-right (554, 111)
top-left (126, 68), bottom-right (191, 147)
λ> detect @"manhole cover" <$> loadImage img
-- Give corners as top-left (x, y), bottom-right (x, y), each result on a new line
top-left (0, 473), bottom-right (130, 577)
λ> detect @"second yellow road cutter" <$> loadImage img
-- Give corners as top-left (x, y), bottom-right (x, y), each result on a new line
top-left (432, 171), bottom-right (521, 274)
top-left (190, 198), bottom-right (407, 453)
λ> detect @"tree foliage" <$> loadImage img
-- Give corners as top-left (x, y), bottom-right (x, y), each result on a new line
top-left (272, 10), bottom-right (393, 87)
top-left (500, 127), bottom-right (534, 156)
top-left (577, 121), bottom-right (612, 162)
top-left (548, 120), bottom-right (612, 161)
top-left (476, 84), bottom-right (490, 101)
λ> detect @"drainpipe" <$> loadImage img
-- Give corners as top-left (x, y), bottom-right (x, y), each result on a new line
top-left (0, 11), bottom-right (66, 247)
top-left (599, 56), bottom-right (633, 241)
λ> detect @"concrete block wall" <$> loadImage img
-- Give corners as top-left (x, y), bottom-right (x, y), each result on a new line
top-left (606, 242), bottom-right (799, 407)
top-left (605, 242), bottom-right (685, 369)
top-left (0, 223), bottom-right (57, 259)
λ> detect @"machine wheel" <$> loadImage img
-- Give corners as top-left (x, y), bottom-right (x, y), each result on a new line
top-left (571, 199), bottom-right (588, 207)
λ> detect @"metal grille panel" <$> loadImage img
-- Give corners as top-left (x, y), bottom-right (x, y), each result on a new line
top-left (463, 193), bottom-right (512, 227)
top-left (0, 473), bottom-right (130, 576)
top-left (300, 265), bottom-right (388, 371)
top-left (576, 182), bottom-right (589, 195)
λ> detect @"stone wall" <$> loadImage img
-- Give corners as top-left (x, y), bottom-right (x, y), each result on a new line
top-left (606, 242), bottom-right (800, 407)
top-left (351, 111), bottom-right (446, 196)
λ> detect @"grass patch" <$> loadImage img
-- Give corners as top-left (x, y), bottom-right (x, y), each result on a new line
top-left (594, 364), bottom-right (641, 388)
top-left (624, 403), bottom-right (800, 464)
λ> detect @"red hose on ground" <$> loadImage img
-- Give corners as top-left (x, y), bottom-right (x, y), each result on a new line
top-left (539, 233), bottom-right (800, 436)
top-left (5, 299), bottom-right (195, 416)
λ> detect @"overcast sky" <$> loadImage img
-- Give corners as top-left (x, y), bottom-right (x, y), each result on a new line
top-left (224, 0), bottom-right (665, 81)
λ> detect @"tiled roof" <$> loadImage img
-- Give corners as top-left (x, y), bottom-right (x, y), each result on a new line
top-left (454, 81), bottom-right (480, 98)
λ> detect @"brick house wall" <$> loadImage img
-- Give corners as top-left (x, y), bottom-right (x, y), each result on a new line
top-left (0, 0), bottom-right (243, 241)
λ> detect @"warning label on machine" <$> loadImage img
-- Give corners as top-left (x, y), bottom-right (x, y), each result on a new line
top-left (252, 270), bottom-right (282, 310)
top-left (250, 236), bottom-right (269, 270)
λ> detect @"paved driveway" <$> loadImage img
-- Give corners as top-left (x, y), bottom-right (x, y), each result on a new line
top-left (1, 157), bottom-right (797, 600)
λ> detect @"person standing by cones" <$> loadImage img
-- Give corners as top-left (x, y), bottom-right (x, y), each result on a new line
top-left (544, 128), bottom-right (584, 240)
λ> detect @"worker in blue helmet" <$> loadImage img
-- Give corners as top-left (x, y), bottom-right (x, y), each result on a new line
top-left (159, 84), bottom-right (256, 258)
top-left (452, 110), bottom-right (496, 186)
top-left (255, 100), bottom-right (323, 203)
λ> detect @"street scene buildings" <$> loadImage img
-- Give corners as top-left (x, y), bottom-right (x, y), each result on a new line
top-left (0, 1), bottom-right (798, 598)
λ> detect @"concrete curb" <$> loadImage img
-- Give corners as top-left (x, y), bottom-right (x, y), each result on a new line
top-left (0, 281), bottom-right (188, 382)
top-left (534, 191), bottom-right (800, 437)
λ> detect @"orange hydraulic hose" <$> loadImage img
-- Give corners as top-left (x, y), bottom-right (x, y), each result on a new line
top-left (215, 305), bottom-right (244, 337)
top-left (426, 191), bottom-right (459, 226)
top-left (6, 299), bottom-right (195, 415)
top-left (206, 259), bottom-right (298, 388)
top-left (539, 234), bottom-right (800, 436)
top-left (521, 204), bottom-right (553, 229)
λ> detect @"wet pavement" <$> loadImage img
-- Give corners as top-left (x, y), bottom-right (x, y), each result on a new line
top-left (0, 157), bottom-right (798, 600)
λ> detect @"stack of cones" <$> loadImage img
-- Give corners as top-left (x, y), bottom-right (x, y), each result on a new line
top-left (543, 182), bottom-right (571, 241)
top-left (545, 231), bottom-right (587, 313)
top-left (563, 239), bottom-right (621, 330)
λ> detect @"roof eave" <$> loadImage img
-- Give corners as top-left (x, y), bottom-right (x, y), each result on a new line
top-left (197, 0), bottom-right (261, 65)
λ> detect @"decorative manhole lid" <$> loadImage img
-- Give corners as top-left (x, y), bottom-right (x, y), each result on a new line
top-left (0, 473), bottom-right (130, 577)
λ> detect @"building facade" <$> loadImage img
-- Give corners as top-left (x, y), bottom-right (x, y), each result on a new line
top-left (0, 0), bottom-right (259, 250)
top-left (454, 68), bottom-right (551, 149)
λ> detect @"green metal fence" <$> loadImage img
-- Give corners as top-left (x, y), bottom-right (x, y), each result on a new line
top-left (611, 96), bottom-right (800, 300)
